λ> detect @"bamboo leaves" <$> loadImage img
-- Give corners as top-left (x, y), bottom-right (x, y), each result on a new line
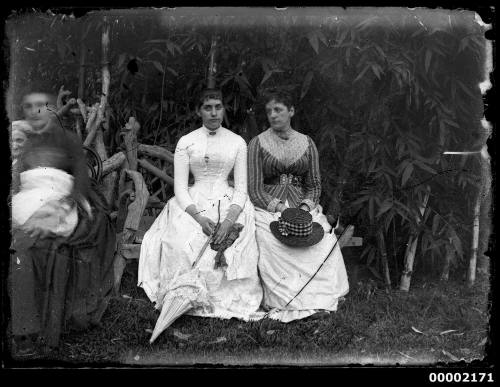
top-left (152, 60), bottom-right (163, 73)
top-left (306, 29), bottom-right (328, 54)
top-left (300, 71), bottom-right (314, 100)
top-left (401, 163), bottom-right (414, 187)
top-left (424, 48), bottom-right (432, 73)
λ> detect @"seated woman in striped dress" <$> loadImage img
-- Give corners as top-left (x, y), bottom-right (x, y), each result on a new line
top-left (247, 89), bottom-right (349, 323)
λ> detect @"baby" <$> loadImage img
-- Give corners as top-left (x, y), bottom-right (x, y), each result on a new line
top-left (11, 118), bottom-right (90, 239)
top-left (11, 121), bottom-right (31, 162)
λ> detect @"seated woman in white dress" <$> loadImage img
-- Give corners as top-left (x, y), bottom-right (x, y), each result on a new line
top-left (248, 89), bottom-right (349, 323)
top-left (138, 89), bottom-right (263, 323)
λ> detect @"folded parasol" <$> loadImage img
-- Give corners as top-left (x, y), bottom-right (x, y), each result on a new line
top-left (149, 269), bottom-right (210, 344)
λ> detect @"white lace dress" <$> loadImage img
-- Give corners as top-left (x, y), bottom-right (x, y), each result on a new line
top-left (138, 126), bottom-right (263, 320)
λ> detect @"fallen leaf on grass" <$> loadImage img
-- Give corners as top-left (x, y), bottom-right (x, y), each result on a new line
top-left (144, 329), bottom-right (153, 334)
top-left (313, 329), bottom-right (320, 335)
top-left (209, 337), bottom-right (227, 344)
top-left (122, 294), bottom-right (132, 299)
top-left (133, 355), bottom-right (140, 361)
top-left (441, 350), bottom-right (459, 361)
top-left (172, 330), bottom-right (192, 341)
top-left (266, 330), bottom-right (275, 335)
top-left (440, 329), bottom-right (458, 335)
top-left (411, 326), bottom-right (425, 334)
top-left (478, 337), bottom-right (487, 347)
top-left (111, 337), bottom-right (122, 342)
top-left (397, 351), bottom-right (414, 360)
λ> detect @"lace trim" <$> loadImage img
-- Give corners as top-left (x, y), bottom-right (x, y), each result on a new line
top-left (259, 129), bottom-right (309, 168)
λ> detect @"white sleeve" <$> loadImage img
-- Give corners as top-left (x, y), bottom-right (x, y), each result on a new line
top-left (230, 137), bottom-right (248, 209)
top-left (174, 135), bottom-right (195, 211)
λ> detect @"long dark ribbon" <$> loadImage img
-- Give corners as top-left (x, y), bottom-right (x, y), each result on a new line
top-left (283, 227), bottom-right (345, 309)
top-left (262, 224), bottom-right (349, 320)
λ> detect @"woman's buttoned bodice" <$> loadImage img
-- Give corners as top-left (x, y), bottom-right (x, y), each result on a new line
top-left (174, 126), bottom-right (247, 210)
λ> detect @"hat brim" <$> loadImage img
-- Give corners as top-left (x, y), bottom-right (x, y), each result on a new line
top-left (270, 221), bottom-right (324, 247)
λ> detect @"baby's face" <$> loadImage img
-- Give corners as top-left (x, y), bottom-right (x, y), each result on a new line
top-left (11, 130), bottom-right (27, 158)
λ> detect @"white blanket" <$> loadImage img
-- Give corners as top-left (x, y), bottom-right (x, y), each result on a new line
top-left (12, 167), bottom-right (78, 237)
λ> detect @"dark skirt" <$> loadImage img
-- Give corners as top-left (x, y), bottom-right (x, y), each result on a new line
top-left (9, 185), bottom-right (116, 348)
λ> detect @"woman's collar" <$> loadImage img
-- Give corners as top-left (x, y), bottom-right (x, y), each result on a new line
top-left (201, 125), bottom-right (223, 136)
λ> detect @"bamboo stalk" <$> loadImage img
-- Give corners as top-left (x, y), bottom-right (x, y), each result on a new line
top-left (440, 245), bottom-right (453, 281)
top-left (400, 235), bottom-right (418, 291)
top-left (138, 158), bottom-right (174, 186)
top-left (377, 230), bottom-right (391, 288)
top-left (78, 36), bottom-right (86, 102)
top-left (207, 35), bottom-right (217, 88)
top-left (467, 190), bottom-right (481, 287)
top-left (75, 36), bottom-right (86, 139)
top-left (95, 17), bottom-right (110, 160)
top-left (83, 17), bottom-right (110, 151)
top-left (392, 221), bottom-right (399, 276)
top-left (399, 190), bottom-right (430, 291)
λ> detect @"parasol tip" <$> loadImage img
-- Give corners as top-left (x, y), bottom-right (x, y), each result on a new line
top-left (149, 295), bottom-right (193, 344)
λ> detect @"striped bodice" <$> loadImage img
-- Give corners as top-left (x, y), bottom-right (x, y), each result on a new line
top-left (248, 128), bottom-right (321, 212)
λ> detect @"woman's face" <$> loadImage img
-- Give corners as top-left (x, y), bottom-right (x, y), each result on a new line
top-left (265, 100), bottom-right (294, 132)
top-left (22, 93), bottom-right (54, 131)
top-left (198, 98), bottom-right (224, 131)
top-left (11, 130), bottom-right (27, 158)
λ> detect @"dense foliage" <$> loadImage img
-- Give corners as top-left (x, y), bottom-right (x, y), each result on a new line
top-left (6, 8), bottom-right (490, 283)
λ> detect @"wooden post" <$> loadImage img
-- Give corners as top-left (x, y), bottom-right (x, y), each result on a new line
top-left (113, 117), bottom-right (140, 294)
top-left (113, 170), bottom-right (150, 293)
top-left (122, 117), bottom-right (141, 171)
top-left (467, 190), bottom-right (481, 287)
top-left (399, 190), bottom-right (430, 291)
top-left (102, 151), bottom-right (126, 176)
top-left (137, 144), bottom-right (174, 164)
top-left (96, 17), bottom-right (116, 207)
top-left (137, 158), bottom-right (174, 186)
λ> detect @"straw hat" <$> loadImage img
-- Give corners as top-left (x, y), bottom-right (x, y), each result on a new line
top-left (270, 208), bottom-right (324, 247)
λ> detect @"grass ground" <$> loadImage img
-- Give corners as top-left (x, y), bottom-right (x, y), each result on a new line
top-left (12, 255), bottom-right (490, 367)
